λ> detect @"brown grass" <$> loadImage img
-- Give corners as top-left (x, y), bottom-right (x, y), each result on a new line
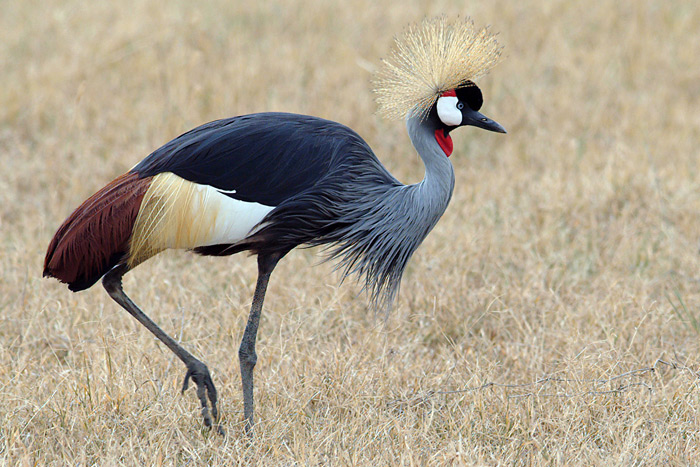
top-left (2, 0), bottom-right (700, 465)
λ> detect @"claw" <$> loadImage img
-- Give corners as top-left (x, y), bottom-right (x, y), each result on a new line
top-left (180, 360), bottom-right (224, 436)
top-left (181, 369), bottom-right (193, 394)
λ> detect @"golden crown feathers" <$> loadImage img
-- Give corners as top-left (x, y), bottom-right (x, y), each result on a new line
top-left (374, 17), bottom-right (503, 120)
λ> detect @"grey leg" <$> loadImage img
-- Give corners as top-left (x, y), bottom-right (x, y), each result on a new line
top-left (239, 253), bottom-right (281, 435)
top-left (102, 264), bottom-right (223, 435)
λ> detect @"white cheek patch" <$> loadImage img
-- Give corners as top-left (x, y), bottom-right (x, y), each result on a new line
top-left (436, 96), bottom-right (462, 126)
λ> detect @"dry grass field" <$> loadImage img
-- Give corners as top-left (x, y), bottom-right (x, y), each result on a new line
top-left (2, 0), bottom-right (700, 465)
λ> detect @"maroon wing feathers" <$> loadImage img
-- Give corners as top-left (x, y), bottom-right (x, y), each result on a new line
top-left (43, 172), bottom-right (152, 291)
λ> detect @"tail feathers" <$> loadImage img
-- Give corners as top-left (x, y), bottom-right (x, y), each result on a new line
top-left (43, 172), bottom-right (152, 291)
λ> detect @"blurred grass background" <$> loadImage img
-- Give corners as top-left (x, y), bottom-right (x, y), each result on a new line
top-left (2, 0), bottom-right (700, 464)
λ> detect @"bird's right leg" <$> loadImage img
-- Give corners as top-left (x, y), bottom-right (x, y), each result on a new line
top-left (102, 264), bottom-right (223, 435)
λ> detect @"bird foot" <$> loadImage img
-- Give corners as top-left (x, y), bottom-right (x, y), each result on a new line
top-left (182, 360), bottom-right (225, 436)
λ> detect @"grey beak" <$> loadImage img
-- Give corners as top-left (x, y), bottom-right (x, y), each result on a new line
top-left (462, 109), bottom-right (507, 134)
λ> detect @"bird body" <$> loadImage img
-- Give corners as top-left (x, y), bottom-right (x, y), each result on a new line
top-left (44, 111), bottom-right (460, 307)
top-left (45, 112), bottom-right (436, 304)
top-left (43, 17), bottom-right (505, 435)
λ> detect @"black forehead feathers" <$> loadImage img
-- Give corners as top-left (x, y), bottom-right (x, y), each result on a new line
top-left (455, 81), bottom-right (483, 111)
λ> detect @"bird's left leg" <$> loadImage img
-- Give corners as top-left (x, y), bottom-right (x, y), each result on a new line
top-left (102, 263), bottom-right (223, 435)
top-left (239, 252), bottom-right (283, 435)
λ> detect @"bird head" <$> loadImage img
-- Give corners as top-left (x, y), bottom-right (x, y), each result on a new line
top-left (435, 82), bottom-right (505, 134)
top-left (374, 17), bottom-right (505, 134)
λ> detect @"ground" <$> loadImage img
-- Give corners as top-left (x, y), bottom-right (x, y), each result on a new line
top-left (2, 0), bottom-right (700, 465)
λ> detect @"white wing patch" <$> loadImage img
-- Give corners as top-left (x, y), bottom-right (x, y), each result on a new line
top-left (436, 96), bottom-right (462, 126)
top-left (216, 188), bottom-right (238, 194)
top-left (129, 173), bottom-right (274, 267)
top-left (204, 188), bottom-right (273, 245)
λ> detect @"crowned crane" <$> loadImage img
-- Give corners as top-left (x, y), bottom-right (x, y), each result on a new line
top-left (43, 17), bottom-right (505, 435)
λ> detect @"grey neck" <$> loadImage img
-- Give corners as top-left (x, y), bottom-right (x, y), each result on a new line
top-left (406, 116), bottom-right (456, 215)
top-left (314, 115), bottom-right (458, 311)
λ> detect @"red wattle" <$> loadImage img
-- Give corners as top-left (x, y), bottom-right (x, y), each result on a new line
top-left (441, 89), bottom-right (457, 97)
top-left (435, 129), bottom-right (453, 157)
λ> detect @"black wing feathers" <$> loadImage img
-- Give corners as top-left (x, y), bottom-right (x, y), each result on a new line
top-left (132, 112), bottom-right (402, 271)
top-left (133, 113), bottom-right (369, 206)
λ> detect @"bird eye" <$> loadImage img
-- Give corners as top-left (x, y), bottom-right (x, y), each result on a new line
top-left (481, 118), bottom-right (488, 122)
top-left (457, 102), bottom-right (464, 110)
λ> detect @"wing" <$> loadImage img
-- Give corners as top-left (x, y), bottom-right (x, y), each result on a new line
top-left (45, 112), bottom-right (400, 291)
top-left (132, 112), bottom-right (373, 207)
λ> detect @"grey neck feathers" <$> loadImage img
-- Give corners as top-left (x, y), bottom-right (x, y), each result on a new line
top-left (325, 116), bottom-right (455, 310)
top-left (406, 115), bottom-right (456, 215)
